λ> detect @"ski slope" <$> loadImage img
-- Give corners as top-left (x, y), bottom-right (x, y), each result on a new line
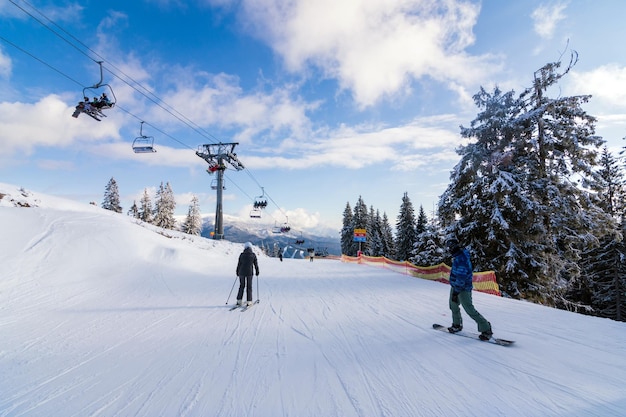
top-left (1, 183), bottom-right (625, 417)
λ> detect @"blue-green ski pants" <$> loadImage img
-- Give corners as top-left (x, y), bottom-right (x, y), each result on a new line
top-left (449, 288), bottom-right (491, 333)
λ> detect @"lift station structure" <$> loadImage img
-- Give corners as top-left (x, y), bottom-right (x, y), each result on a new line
top-left (196, 142), bottom-right (245, 239)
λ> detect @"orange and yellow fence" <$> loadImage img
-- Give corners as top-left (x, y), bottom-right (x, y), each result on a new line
top-left (341, 254), bottom-right (500, 296)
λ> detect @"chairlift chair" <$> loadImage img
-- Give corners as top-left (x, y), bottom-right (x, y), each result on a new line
top-left (73, 61), bottom-right (116, 121)
top-left (82, 61), bottom-right (116, 109)
top-left (279, 216), bottom-right (291, 233)
top-left (253, 188), bottom-right (268, 210)
top-left (132, 122), bottom-right (156, 153)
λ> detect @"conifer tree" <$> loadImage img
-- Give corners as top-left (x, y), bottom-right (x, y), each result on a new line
top-left (577, 147), bottom-right (626, 320)
top-left (395, 192), bottom-right (417, 261)
top-left (139, 189), bottom-right (153, 224)
top-left (341, 202), bottom-right (356, 256)
top-left (411, 215), bottom-right (445, 267)
top-left (415, 205), bottom-right (428, 235)
top-left (181, 195), bottom-right (203, 235)
top-left (380, 212), bottom-right (396, 259)
top-left (153, 182), bottom-right (177, 230)
top-left (439, 56), bottom-right (612, 303)
top-left (127, 200), bottom-right (140, 219)
top-left (102, 177), bottom-right (122, 213)
top-left (353, 196), bottom-right (369, 254)
top-left (367, 207), bottom-right (384, 256)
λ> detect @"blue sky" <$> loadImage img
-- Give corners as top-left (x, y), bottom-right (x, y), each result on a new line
top-left (2, 0), bottom-right (626, 236)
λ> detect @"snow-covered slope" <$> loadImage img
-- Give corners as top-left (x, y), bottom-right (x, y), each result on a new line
top-left (1, 183), bottom-right (625, 417)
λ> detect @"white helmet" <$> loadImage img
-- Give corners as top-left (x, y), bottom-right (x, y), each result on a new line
top-left (244, 242), bottom-right (253, 249)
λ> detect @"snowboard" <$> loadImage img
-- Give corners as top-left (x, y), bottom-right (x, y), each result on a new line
top-left (432, 324), bottom-right (515, 346)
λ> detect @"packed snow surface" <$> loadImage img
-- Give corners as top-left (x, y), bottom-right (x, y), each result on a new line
top-left (1, 183), bottom-right (625, 417)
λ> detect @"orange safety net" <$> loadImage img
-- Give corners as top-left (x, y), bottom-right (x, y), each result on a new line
top-left (341, 254), bottom-right (501, 296)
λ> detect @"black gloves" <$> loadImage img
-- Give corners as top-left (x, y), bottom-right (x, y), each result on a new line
top-left (451, 292), bottom-right (459, 303)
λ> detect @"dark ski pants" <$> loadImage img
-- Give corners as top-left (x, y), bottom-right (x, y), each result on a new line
top-left (449, 288), bottom-right (491, 333)
top-left (237, 275), bottom-right (254, 302)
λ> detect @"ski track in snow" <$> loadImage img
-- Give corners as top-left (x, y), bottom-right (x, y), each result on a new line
top-left (1, 189), bottom-right (626, 417)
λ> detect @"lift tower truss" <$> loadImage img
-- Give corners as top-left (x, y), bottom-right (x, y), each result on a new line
top-left (196, 142), bottom-right (245, 240)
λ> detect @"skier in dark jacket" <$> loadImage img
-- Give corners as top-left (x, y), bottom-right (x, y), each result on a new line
top-left (236, 242), bottom-right (259, 306)
top-left (446, 238), bottom-right (493, 340)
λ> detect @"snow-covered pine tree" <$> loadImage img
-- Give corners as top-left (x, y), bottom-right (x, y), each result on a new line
top-left (411, 214), bottom-right (445, 267)
top-left (395, 192), bottom-right (417, 261)
top-left (577, 147), bottom-right (626, 320)
top-left (415, 205), bottom-right (428, 235)
top-left (519, 56), bottom-right (612, 303)
top-left (139, 189), bottom-right (153, 223)
top-left (380, 212), bottom-right (396, 260)
top-left (153, 182), bottom-right (177, 230)
top-left (181, 195), bottom-right (202, 235)
top-left (439, 86), bottom-right (539, 298)
top-left (590, 147), bottom-right (625, 220)
top-left (353, 196), bottom-right (369, 254)
top-left (340, 202), bottom-right (356, 256)
top-left (366, 207), bottom-right (384, 256)
top-left (102, 177), bottom-right (122, 213)
top-left (440, 55), bottom-right (612, 303)
top-left (127, 200), bottom-right (140, 219)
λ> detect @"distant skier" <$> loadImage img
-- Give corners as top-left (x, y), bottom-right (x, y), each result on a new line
top-left (236, 242), bottom-right (259, 306)
top-left (445, 237), bottom-right (493, 340)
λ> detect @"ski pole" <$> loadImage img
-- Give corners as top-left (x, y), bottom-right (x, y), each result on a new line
top-left (256, 274), bottom-right (260, 303)
top-left (225, 275), bottom-right (238, 305)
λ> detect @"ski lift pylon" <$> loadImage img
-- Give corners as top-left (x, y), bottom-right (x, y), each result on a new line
top-left (132, 121), bottom-right (156, 153)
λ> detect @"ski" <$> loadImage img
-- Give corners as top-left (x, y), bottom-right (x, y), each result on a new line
top-left (241, 300), bottom-right (260, 312)
top-left (432, 323), bottom-right (515, 346)
top-left (229, 305), bottom-right (242, 311)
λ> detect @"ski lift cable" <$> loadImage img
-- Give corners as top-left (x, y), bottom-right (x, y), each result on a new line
top-left (243, 168), bottom-right (289, 221)
top-left (8, 0), bottom-right (222, 147)
top-left (10, 1), bottom-right (269, 176)
top-left (7, 1), bottom-right (294, 221)
top-left (115, 106), bottom-right (195, 150)
top-left (0, 35), bottom-right (84, 87)
top-left (0, 35), bottom-right (286, 217)
top-left (0, 20), bottom-right (208, 151)
top-left (0, 34), bottom-right (195, 153)
top-left (220, 174), bottom-right (285, 225)
top-left (7, 0), bottom-right (95, 63)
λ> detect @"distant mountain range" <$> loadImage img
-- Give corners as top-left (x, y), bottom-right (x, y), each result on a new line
top-left (198, 214), bottom-right (342, 257)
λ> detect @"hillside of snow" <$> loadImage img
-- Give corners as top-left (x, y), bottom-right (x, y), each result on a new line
top-left (1, 183), bottom-right (625, 417)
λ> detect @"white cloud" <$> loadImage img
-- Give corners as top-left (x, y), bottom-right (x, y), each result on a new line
top-left (152, 71), bottom-right (315, 143)
top-left (566, 64), bottom-right (626, 140)
top-left (242, 114), bottom-right (462, 171)
top-left (0, 95), bottom-right (120, 156)
top-left (220, 0), bottom-right (500, 107)
top-left (568, 64), bottom-right (626, 109)
top-left (0, 47), bottom-right (12, 78)
top-left (531, 2), bottom-right (567, 39)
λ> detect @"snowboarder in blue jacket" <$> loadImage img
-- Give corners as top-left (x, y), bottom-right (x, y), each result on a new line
top-left (446, 238), bottom-right (493, 340)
